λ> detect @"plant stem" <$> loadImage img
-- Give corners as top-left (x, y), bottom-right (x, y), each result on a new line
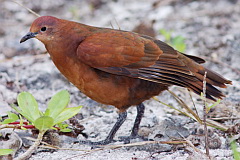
top-left (203, 71), bottom-right (210, 158)
top-left (14, 130), bottom-right (46, 160)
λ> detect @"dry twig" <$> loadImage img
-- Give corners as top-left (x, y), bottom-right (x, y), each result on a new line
top-left (203, 71), bottom-right (210, 158)
top-left (10, 0), bottom-right (41, 17)
top-left (14, 130), bottom-right (46, 160)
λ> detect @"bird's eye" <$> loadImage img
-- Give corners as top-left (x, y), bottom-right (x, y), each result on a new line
top-left (40, 27), bottom-right (47, 32)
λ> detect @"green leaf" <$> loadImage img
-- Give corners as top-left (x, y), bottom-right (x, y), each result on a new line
top-left (60, 128), bottom-right (72, 132)
top-left (17, 92), bottom-right (42, 123)
top-left (207, 99), bottom-right (221, 113)
top-left (46, 90), bottom-right (70, 119)
top-left (7, 112), bottom-right (19, 121)
top-left (57, 123), bottom-right (69, 129)
top-left (19, 115), bottom-right (24, 126)
top-left (0, 149), bottom-right (13, 155)
top-left (231, 140), bottom-right (240, 160)
top-left (12, 106), bottom-right (33, 124)
top-left (174, 43), bottom-right (186, 52)
top-left (159, 29), bottom-right (171, 42)
top-left (172, 35), bottom-right (186, 52)
top-left (2, 119), bottom-right (14, 124)
top-left (172, 35), bottom-right (185, 44)
top-left (44, 108), bottom-right (50, 116)
top-left (54, 106), bottom-right (82, 125)
top-left (2, 112), bottom-right (19, 124)
top-left (34, 116), bottom-right (54, 131)
top-left (57, 123), bottom-right (71, 132)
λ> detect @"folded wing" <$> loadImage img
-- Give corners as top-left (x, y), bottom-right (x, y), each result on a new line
top-left (77, 31), bottom-right (231, 101)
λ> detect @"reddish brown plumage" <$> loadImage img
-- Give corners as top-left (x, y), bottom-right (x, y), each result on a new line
top-left (21, 16), bottom-right (231, 144)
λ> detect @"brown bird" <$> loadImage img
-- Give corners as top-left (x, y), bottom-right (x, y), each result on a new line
top-left (20, 16), bottom-right (231, 145)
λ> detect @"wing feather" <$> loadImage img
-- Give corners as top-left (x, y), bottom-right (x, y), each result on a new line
top-left (77, 31), bottom-right (231, 101)
top-left (77, 30), bottom-right (162, 68)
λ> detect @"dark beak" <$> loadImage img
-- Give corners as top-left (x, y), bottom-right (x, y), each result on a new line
top-left (20, 32), bottom-right (38, 43)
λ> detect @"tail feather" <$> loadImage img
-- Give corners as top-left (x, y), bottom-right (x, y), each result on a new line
top-left (140, 49), bottom-right (231, 101)
top-left (198, 68), bottom-right (232, 87)
top-left (140, 38), bottom-right (232, 101)
top-left (180, 76), bottom-right (225, 100)
top-left (177, 55), bottom-right (231, 100)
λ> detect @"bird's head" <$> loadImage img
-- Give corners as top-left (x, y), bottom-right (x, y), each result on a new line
top-left (20, 16), bottom-right (60, 44)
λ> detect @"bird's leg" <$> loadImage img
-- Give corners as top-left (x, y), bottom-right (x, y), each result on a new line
top-left (130, 103), bottom-right (145, 137)
top-left (79, 111), bottom-right (127, 145)
top-left (119, 103), bottom-right (147, 143)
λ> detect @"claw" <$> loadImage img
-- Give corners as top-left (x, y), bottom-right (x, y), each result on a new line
top-left (118, 135), bottom-right (149, 144)
top-left (78, 139), bottom-right (117, 146)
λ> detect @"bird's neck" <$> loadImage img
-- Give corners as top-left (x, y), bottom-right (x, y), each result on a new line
top-left (43, 22), bottom-right (96, 89)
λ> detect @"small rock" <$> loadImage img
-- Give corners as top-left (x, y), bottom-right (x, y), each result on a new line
top-left (149, 119), bottom-right (190, 141)
top-left (138, 126), bottom-right (152, 138)
top-left (0, 129), bottom-right (22, 159)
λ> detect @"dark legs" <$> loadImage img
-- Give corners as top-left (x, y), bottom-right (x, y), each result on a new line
top-left (79, 103), bottom-right (146, 145)
top-left (130, 103), bottom-right (145, 137)
top-left (102, 111), bottom-right (127, 144)
top-left (119, 103), bottom-right (145, 143)
top-left (79, 111), bottom-right (127, 145)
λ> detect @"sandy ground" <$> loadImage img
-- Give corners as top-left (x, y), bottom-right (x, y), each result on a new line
top-left (0, 0), bottom-right (239, 159)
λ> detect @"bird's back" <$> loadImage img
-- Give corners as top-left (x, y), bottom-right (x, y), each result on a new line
top-left (36, 17), bottom-right (231, 110)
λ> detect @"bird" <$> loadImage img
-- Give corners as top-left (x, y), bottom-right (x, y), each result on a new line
top-left (20, 16), bottom-right (232, 145)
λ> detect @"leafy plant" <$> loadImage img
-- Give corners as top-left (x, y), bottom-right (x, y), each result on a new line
top-left (0, 90), bottom-right (82, 159)
top-left (231, 140), bottom-right (240, 160)
top-left (159, 29), bottom-right (186, 52)
top-left (1, 112), bottom-right (19, 124)
top-left (12, 90), bottom-right (82, 132)
top-left (0, 149), bottom-right (13, 156)
top-left (200, 92), bottom-right (221, 113)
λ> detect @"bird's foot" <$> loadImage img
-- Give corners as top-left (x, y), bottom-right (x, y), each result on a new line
top-left (78, 139), bottom-right (116, 146)
top-left (118, 135), bottom-right (149, 144)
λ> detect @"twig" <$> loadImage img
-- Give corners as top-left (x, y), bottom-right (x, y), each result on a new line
top-left (209, 117), bottom-right (240, 120)
top-left (9, 122), bottom-right (28, 125)
top-left (153, 91), bottom-right (228, 131)
top-left (10, 0), bottom-right (41, 17)
top-left (37, 140), bottom-right (186, 160)
top-left (114, 17), bottom-right (121, 30)
top-left (0, 124), bottom-right (8, 129)
top-left (14, 130), bottom-right (46, 160)
top-left (188, 89), bottom-right (200, 117)
top-left (153, 96), bottom-right (193, 119)
top-left (177, 131), bottom-right (201, 153)
top-left (42, 140), bottom-right (186, 151)
top-left (39, 145), bottom-right (95, 152)
top-left (167, 90), bottom-right (202, 123)
top-left (101, 140), bottom-right (186, 149)
top-left (203, 71), bottom-right (210, 158)
top-left (68, 140), bottom-right (186, 159)
top-left (0, 124), bottom-right (34, 129)
top-left (0, 123), bottom-right (61, 130)
top-left (185, 139), bottom-right (202, 153)
top-left (109, 21), bottom-right (114, 29)
top-left (206, 119), bottom-right (228, 131)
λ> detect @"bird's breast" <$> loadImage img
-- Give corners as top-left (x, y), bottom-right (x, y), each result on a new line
top-left (50, 53), bottom-right (166, 111)
top-left (51, 55), bottom-right (130, 107)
